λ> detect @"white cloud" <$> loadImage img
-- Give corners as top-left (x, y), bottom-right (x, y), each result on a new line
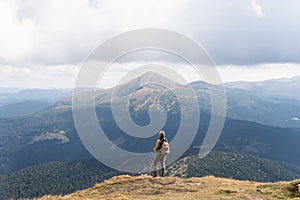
top-left (0, 64), bottom-right (79, 88)
top-left (0, 0), bottom-right (184, 66)
top-left (1, 0), bottom-right (300, 67)
top-left (0, 1), bottom-right (35, 64)
top-left (2, 62), bottom-right (300, 88)
top-left (93, 62), bottom-right (300, 88)
top-left (291, 117), bottom-right (300, 121)
top-left (1, 1), bottom-right (300, 88)
top-left (250, 0), bottom-right (265, 17)
top-left (218, 63), bottom-right (300, 83)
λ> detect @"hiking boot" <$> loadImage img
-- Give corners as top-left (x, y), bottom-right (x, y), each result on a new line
top-left (153, 170), bottom-right (158, 177)
top-left (161, 168), bottom-right (165, 177)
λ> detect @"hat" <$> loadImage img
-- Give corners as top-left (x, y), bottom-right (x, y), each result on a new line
top-left (159, 131), bottom-right (165, 138)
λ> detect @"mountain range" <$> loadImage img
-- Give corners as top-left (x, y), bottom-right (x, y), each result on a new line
top-left (0, 72), bottom-right (300, 198)
top-left (0, 89), bottom-right (72, 118)
top-left (225, 76), bottom-right (300, 101)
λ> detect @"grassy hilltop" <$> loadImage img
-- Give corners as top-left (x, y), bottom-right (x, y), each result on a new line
top-left (39, 175), bottom-right (300, 200)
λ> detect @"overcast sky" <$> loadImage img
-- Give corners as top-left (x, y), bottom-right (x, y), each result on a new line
top-left (1, 0), bottom-right (300, 88)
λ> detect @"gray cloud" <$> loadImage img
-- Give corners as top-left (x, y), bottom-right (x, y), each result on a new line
top-left (0, 0), bottom-right (300, 67)
top-left (182, 0), bottom-right (300, 65)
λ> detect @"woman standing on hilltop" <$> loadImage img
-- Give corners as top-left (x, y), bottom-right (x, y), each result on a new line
top-left (152, 131), bottom-right (169, 177)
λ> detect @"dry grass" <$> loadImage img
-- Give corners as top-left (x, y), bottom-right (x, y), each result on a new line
top-left (38, 175), bottom-right (300, 200)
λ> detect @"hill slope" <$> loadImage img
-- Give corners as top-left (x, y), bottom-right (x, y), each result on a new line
top-left (0, 100), bottom-right (53, 118)
top-left (0, 89), bottom-right (72, 106)
top-left (2, 150), bottom-right (300, 199)
top-left (0, 160), bottom-right (122, 200)
top-left (1, 102), bottom-right (300, 175)
top-left (39, 175), bottom-right (300, 200)
top-left (171, 150), bottom-right (300, 182)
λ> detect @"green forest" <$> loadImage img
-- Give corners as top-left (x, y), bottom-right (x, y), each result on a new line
top-left (1, 150), bottom-right (300, 199)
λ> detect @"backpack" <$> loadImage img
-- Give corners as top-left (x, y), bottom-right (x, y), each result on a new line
top-left (160, 140), bottom-right (170, 155)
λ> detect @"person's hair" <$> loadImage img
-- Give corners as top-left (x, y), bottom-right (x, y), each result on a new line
top-left (159, 131), bottom-right (165, 139)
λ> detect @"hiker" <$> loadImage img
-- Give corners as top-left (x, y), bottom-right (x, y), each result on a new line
top-left (152, 131), bottom-right (170, 177)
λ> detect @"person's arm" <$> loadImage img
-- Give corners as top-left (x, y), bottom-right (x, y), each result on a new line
top-left (153, 140), bottom-right (160, 152)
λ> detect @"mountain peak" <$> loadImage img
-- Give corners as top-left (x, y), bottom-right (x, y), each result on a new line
top-left (139, 71), bottom-right (160, 79)
top-left (137, 71), bottom-right (183, 88)
top-left (111, 71), bottom-right (183, 98)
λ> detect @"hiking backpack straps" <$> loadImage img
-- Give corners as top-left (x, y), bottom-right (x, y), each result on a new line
top-left (158, 138), bottom-right (165, 150)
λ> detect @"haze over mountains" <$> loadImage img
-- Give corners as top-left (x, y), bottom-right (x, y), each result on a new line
top-left (225, 76), bottom-right (300, 101)
top-left (2, 73), bottom-right (300, 127)
top-left (0, 89), bottom-right (72, 118)
top-left (1, 72), bottom-right (300, 198)
top-left (55, 72), bottom-right (300, 127)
